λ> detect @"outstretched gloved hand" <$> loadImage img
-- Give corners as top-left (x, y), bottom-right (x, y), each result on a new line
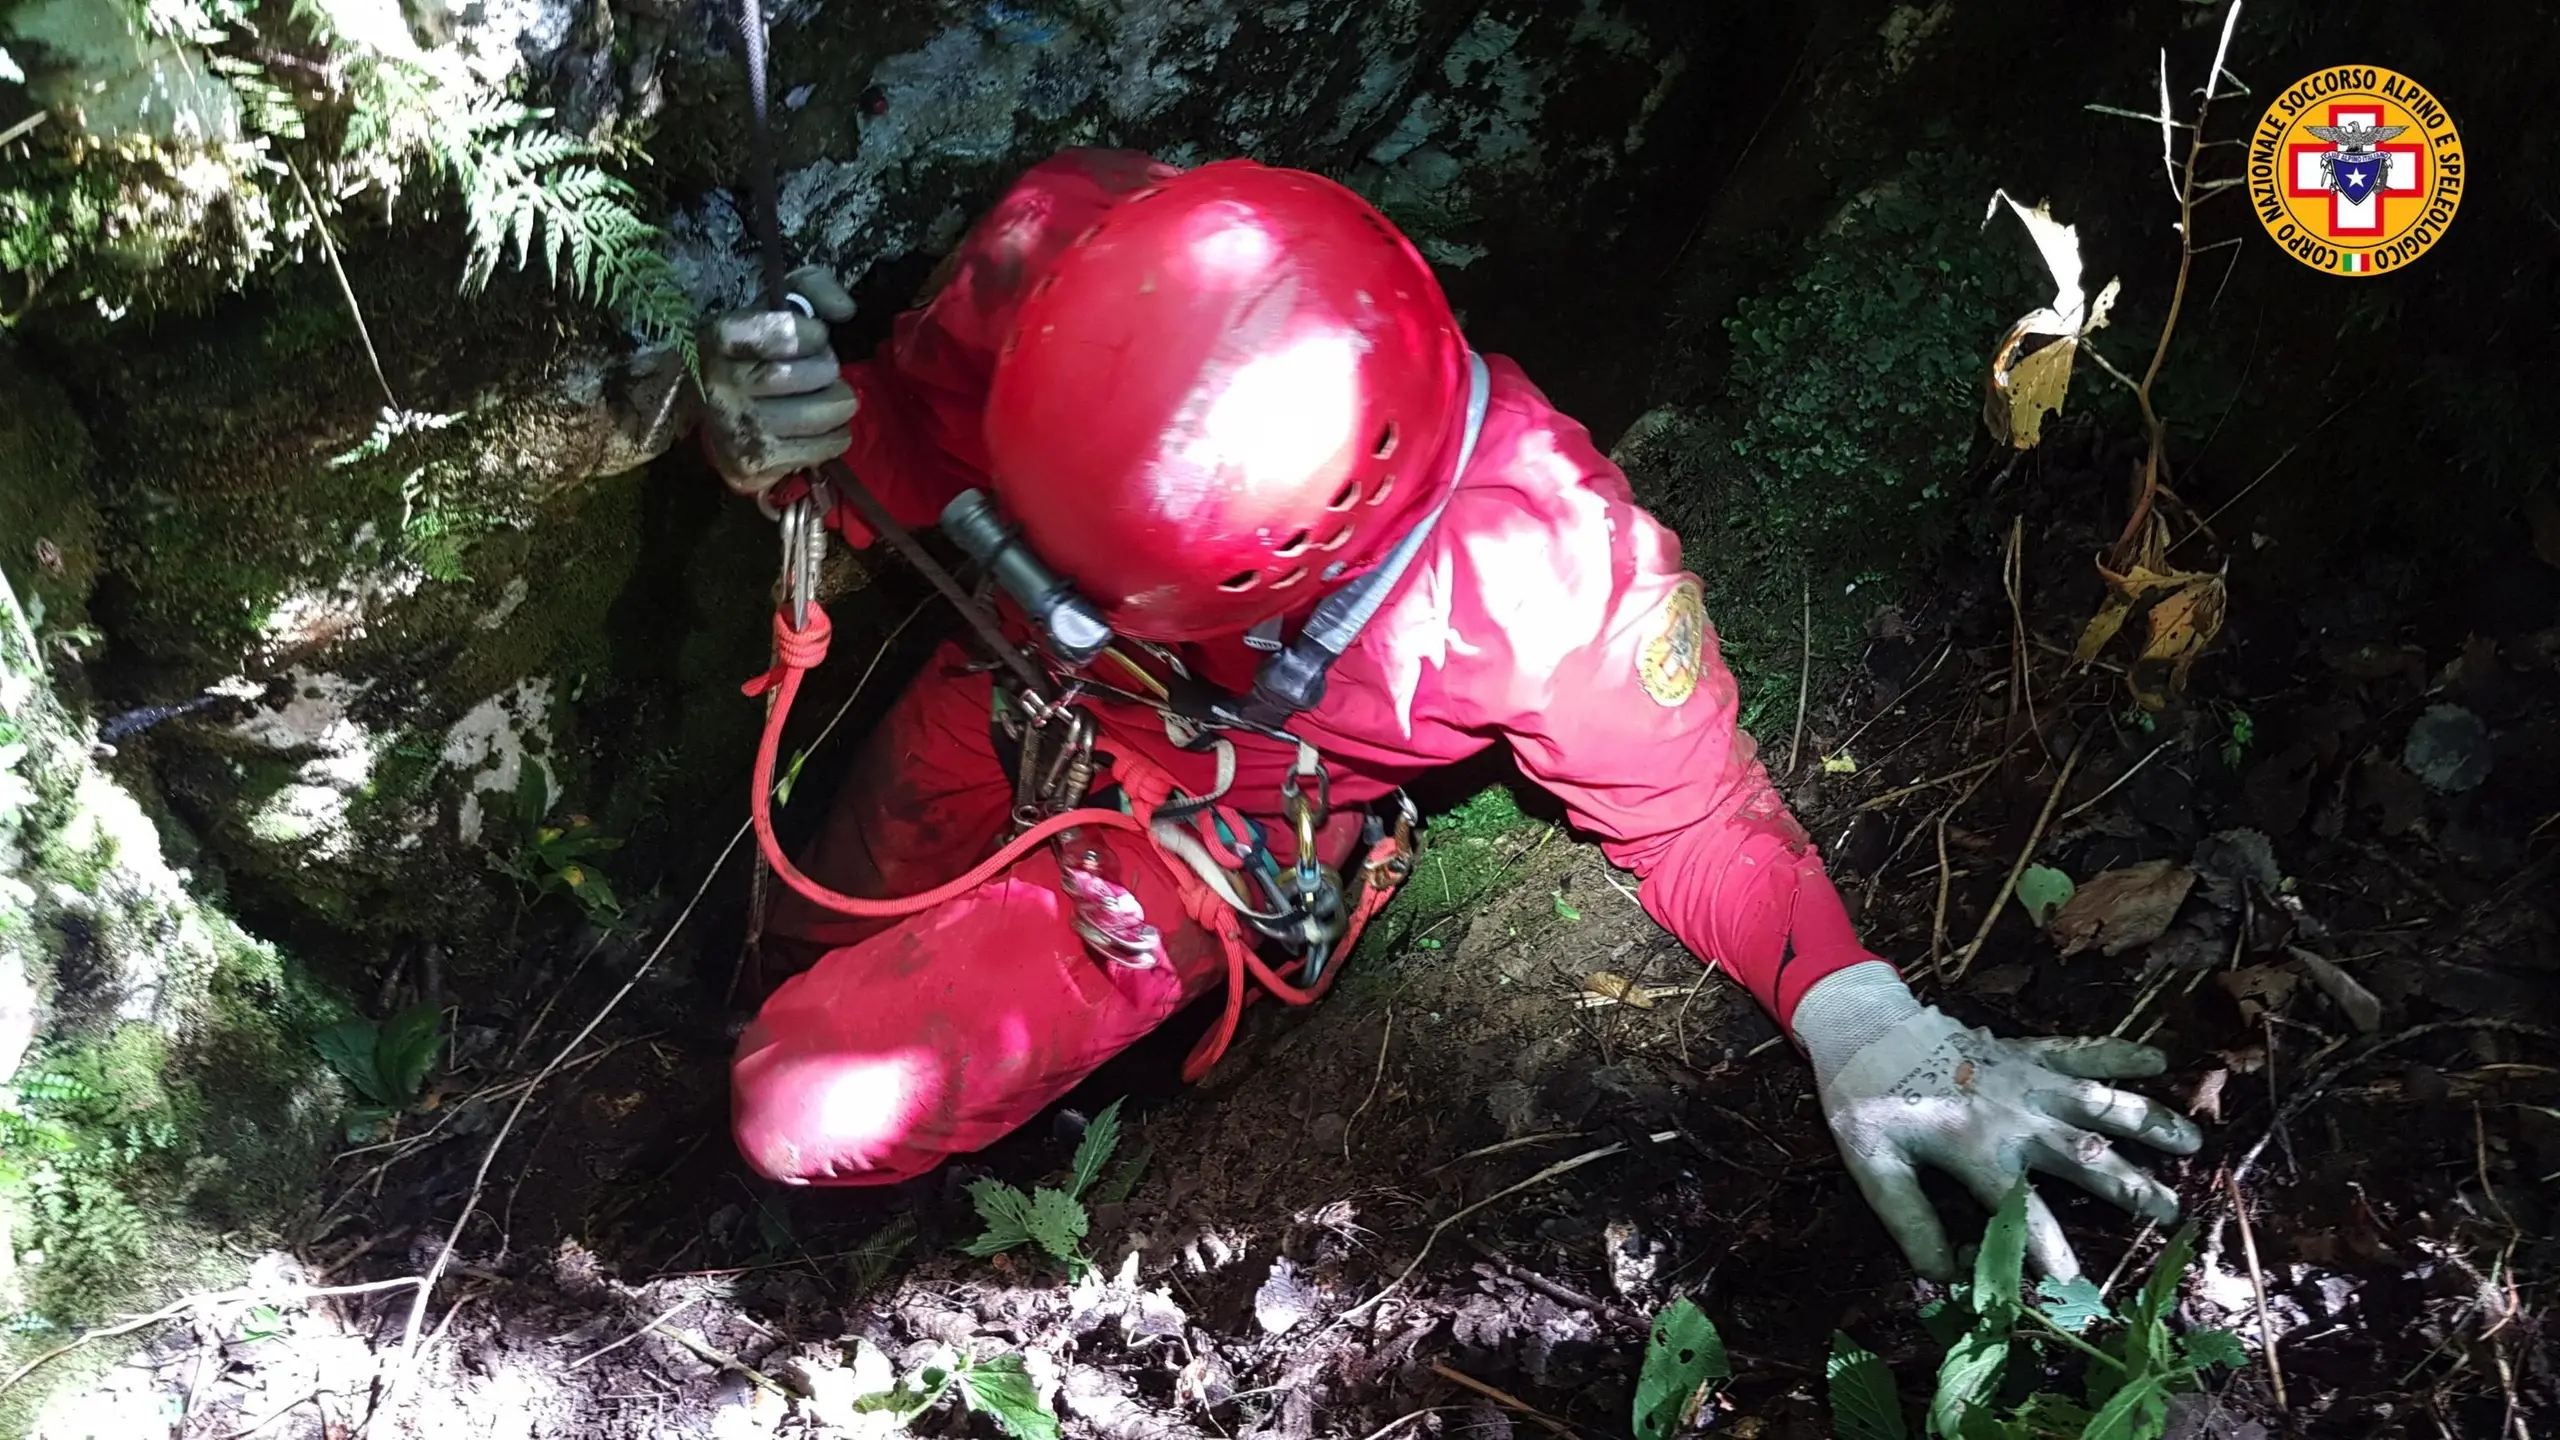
top-left (701, 266), bottom-right (860, 500)
top-left (1792, 961), bottom-right (2204, 1281)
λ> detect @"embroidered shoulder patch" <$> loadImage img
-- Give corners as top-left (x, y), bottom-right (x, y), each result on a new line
top-left (1637, 577), bottom-right (1708, 707)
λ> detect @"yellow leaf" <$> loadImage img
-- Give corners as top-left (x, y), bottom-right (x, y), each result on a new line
top-left (2076, 596), bottom-right (2136, 662)
top-left (537, 826), bottom-right (562, 844)
top-left (1581, 971), bottom-right (1652, 1009)
top-left (2131, 573), bottom-right (2227, 710)
top-left (561, 865), bottom-right (586, 888)
top-left (1996, 332), bottom-right (2078, 450)
top-left (1821, 753), bottom-right (1860, 774)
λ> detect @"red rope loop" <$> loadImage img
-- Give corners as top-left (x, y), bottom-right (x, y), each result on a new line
top-left (739, 600), bottom-right (1397, 1084)
top-left (743, 606), bottom-right (834, 698)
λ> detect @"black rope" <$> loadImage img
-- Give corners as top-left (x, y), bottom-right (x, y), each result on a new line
top-left (735, 0), bottom-right (789, 309)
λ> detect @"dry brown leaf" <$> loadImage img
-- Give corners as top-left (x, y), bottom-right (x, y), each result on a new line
top-left (2186, 1067), bottom-right (2230, 1123)
top-left (2133, 573), bottom-right (2227, 711)
top-left (2045, 859), bottom-right (2195, 957)
top-left (1576, 972), bottom-right (1682, 1010)
top-left (2286, 945), bottom-right (2383, 1033)
top-left (2215, 963), bottom-right (2299, 1022)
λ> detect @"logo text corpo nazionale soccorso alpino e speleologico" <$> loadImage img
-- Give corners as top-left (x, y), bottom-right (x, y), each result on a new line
top-left (2248, 65), bottom-right (2464, 276)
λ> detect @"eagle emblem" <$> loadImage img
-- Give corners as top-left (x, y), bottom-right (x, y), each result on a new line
top-left (2306, 120), bottom-right (2409, 206)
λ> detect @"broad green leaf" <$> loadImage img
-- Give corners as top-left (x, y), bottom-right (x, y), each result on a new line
top-left (514, 761), bottom-right (549, 836)
top-left (1929, 1329), bottom-right (2010, 1439)
top-left (1954, 1413), bottom-right (2025, 1440)
top-left (1918, 1296), bottom-right (1973, 1350)
top-left (1826, 1332), bottom-right (1908, 1440)
top-left (1553, 891), bottom-right (1582, 922)
top-left (1095, 1144), bottom-right (1153, 1207)
top-left (2178, 1328), bottom-right (2247, 1372)
top-left (2010, 1393), bottom-right (2096, 1434)
top-left (2082, 1375), bottom-right (2168, 1440)
top-left (375, 1001), bottom-right (443, 1103)
top-left (2120, 1222), bottom-right (2199, 1382)
top-left (962, 1179), bottom-right (1037, 1256)
top-left (957, 1353), bottom-right (1060, 1440)
top-left (2034, 1275), bottom-right (2111, 1335)
top-left (313, 1019), bottom-right (390, 1105)
top-left (1026, 1187), bottom-right (1090, 1264)
top-left (1633, 1298), bottom-right (1730, 1440)
top-left (1974, 1182), bottom-right (2030, 1326)
top-left (2016, 865), bottom-right (2075, 926)
top-left (1068, 1100), bottom-right (1123, 1200)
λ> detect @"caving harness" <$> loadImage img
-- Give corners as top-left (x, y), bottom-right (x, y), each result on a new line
top-left (726, 0), bottom-right (1487, 1077)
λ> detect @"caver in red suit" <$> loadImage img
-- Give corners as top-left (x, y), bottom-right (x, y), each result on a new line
top-left (700, 149), bottom-right (2202, 1283)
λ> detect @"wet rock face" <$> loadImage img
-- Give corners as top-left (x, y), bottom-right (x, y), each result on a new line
top-left (8, 0), bottom-right (1796, 962)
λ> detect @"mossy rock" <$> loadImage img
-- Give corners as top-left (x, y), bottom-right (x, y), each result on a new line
top-left (0, 571), bottom-right (342, 1432)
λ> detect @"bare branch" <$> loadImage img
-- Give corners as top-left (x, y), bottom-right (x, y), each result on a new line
top-left (2158, 50), bottom-right (2181, 204)
top-left (2086, 102), bottom-right (2194, 129)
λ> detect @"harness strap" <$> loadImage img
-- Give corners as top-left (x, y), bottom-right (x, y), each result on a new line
top-left (742, 603), bottom-right (1399, 1080)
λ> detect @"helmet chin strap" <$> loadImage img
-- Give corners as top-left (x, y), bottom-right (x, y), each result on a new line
top-left (1228, 350), bottom-right (1492, 730)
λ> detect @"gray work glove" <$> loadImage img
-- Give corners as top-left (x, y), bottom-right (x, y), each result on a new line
top-left (701, 265), bottom-right (860, 500)
top-left (1794, 961), bottom-right (2204, 1281)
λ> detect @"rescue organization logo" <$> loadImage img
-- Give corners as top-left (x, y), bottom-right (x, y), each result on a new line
top-left (2247, 66), bottom-right (2463, 276)
top-left (1639, 577), bottom-right (1708, 707)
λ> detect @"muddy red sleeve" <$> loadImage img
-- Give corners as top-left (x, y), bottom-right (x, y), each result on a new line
top-left (1425, 361), bottom-right (1880, 1029)
top-left (828, 149), bottom-right (1185, 546)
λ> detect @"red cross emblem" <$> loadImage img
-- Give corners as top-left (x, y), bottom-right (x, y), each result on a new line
top-left (2286, 103), bottom-right (2426, 236)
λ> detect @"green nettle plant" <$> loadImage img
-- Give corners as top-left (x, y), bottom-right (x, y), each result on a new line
top-left (1634, 1184), bottom-right (2245, 1440)
top-left (1830, 1185), bottom-right (2246, 1440)
top-left (962, 1101), bottom-right (1147, 1278)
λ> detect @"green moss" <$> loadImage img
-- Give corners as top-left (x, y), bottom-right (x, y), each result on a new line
top-left (1353, 783), bottom-right (1540, 968)
top-left (0, 342), bottom-right (101, 633)
top-left (1624, 145), bottom-right (2030, 720)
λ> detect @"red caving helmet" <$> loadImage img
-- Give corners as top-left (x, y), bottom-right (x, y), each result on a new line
top-left (983, 160), bottom-right (1469, 643)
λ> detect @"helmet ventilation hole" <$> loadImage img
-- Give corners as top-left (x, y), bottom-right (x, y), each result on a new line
top-left (1317, 526), bottom-right (1353, 552)
top-left (1270, 567), bottom-right (1308, 591)
top-left (1030, 273), bottom-right (1057, 301)
top-left (1276, 529), bottom-right (1313, 557)
top-left (1327, 481), bottom-right (1361, 511)
top-left (1368, 473), bottom-right (1396, 506)
top-left (1219, 570), bottom-right (1261, 593)
top-left (1072, 221), bottom-right (1106, 249)
top-left (1372, 422), bottom-right (1399, 459)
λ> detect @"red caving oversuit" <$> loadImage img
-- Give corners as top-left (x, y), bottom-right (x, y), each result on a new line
top-left (730, 149), bottom-right (1880, 1186)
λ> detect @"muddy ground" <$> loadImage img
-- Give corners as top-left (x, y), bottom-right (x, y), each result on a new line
top-left (41, 421), bottom-right (2560, 1438)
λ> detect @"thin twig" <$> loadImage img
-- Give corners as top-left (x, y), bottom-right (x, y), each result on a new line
top-left (1429, 1362), bottom-right (1577, 1438)
top-left (0, 1278), bottom-right (424, 1396)
top-left (2226, 1171), bottom-right (2289, 1410)
top-left (571, 1295), bottom-right (701, 1369)
top-left (1357, 1407), bottom-right (1471, 1440)
top-left (1857, 757), bottom-right (2001, 812)
top-left (380, 822), bottom-right (753, 1417)
top-left (1423, 1131), bottom-right (1587, 1174)
top-left (0, 110), bottom-right (49, 148)
top-left (2111, 1), bottom-right (2245, 565)
top-left (1347, 1133), bottom-right (1673, 1321)
top-left (1787, 577), bottom-right (1812, 776)
top-left (1947, 744), bottom-right (2084, 982)
top-left (2057, 738), bottom-right (2173, 823)
top-left (1345, 1008), bottom-right (1395, 1163)
top-left (284, 158), bottom-right (400, 415)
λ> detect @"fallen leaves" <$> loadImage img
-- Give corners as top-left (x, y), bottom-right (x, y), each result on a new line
top-left (1577, 972), bottom-right (1687, 1011)
top-left (2073, 516), bottom-right (2229, 712)
top-left (1981, 192), bottom-right (2121, 450)
top-left (2044, 859), bottom-right (2194, 957)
